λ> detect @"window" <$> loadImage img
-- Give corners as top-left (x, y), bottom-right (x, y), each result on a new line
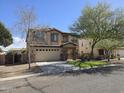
top-left (34, 31), bottom-right (44, 42)
top-left (36, 49), bottom-right (38, 51)
top-left (51, 33), bottom-right (58, 42)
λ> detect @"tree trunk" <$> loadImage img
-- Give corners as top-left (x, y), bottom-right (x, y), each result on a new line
top-left (28, 45), bottom-right (31, 70)
top-left (107, 57), bottom-right (110, 62)
top-left (107, 50), bottom-right (110, 62)
top-left (90, 44), bottom-right (95, 59)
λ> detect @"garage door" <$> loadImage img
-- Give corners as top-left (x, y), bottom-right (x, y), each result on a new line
top-left (34, 48), bottom-right (61, 62)
top-left (118, 49), bottom-right (124, 57)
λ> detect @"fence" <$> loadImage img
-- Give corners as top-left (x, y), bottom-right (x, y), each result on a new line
top-left (0, 52), bottom-right (27, 65)
top-left (0, 53), bottom-right (6, 65)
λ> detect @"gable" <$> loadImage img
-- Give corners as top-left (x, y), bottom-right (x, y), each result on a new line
top-left (62, 44), bottom-right (76, 47)
top-left (48, 30), bottom-right (62, 35)
top-left (61, 42), bottom-right (77, 48)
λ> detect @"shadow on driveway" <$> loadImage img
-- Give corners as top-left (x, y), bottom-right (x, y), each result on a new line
top-left (61, 65), bottom-right (124, 76)
top-left (38, 64), bottom-right (124, 77)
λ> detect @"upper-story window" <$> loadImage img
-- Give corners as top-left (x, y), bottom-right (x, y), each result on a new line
top-left (51, 33), bottom-right (58, 42)
top-left (62, 35), bottom-right (68, 42)
top-left (33, 31), bottom-right (44, 42)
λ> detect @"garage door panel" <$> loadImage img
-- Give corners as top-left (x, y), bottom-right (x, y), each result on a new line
top-left (118, 49), bottom-right (124, 57)
top-left (34, 48), bottom-right (61, 62)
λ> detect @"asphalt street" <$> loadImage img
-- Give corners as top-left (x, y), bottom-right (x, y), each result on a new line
top-left (0, 65), bottom-right (124, 93)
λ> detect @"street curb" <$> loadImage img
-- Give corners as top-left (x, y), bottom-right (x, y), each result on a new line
top-left (71, 64), bottom-right (122, 71)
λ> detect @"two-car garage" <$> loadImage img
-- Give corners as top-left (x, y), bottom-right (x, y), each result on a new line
top-left (33, 47), bottom-right (61, 62)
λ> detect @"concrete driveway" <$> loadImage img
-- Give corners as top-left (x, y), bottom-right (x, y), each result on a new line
top-left (36, 61), bottom-right (75, 74)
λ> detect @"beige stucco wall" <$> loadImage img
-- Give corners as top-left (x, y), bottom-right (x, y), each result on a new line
top-left (27, 29), bottom-right (78, 47)
top-left (68, 35), bottom-right (78, 43)
top-left (78, 39), bottom-right (99, 57)
top-left (28, 30), bottom-right (63, 46)
top-left (68, 35), bottom-right (73, 42)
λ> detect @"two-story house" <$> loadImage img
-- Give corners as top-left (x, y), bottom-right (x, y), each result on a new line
top-left (26, 28), bottom-right (78, 62)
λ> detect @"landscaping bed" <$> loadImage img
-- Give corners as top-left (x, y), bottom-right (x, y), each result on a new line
top-left (67, 61), bottom-right (108, 68)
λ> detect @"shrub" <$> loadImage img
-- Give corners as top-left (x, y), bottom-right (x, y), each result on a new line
top-left (110, 54), bottom-right (116, 59)
top-left (80, 53), bottom-right (91, 61)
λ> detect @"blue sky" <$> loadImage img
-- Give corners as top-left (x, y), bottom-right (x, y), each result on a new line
top-left (0, 0), bottom-right (124, 49)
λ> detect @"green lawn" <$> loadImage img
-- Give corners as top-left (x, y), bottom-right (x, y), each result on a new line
top-left (68, 61), bottom-right (108, 68)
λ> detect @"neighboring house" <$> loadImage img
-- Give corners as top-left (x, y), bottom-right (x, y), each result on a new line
top-left (26, 28), bottom-right (78, 62)
top-left (5, 48), bottom-right (27, 64)
top-left (78, 39), bottom-right (99, 57)
top-left (115, 47), bottom-right (124, 57)
top-left (11, 48), bottom-right (27, 64)
top-left (79, 39), bottom-right (124, 58)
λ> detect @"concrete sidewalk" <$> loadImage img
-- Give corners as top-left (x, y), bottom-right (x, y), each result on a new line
top-left (0, 73), bottom-right (42, 82)
top-left (36, 61), bottom-right (66, 66)
top-left (102, 58), bottom-right (124, 64)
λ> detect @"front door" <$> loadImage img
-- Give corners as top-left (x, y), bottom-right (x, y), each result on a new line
top-left (61, 42), bottom-right (78, 60)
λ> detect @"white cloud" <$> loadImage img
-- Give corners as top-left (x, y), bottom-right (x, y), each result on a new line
top-left (1, 37), bottom-right (26, 51)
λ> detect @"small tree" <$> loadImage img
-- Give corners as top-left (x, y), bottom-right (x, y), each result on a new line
top-left (0, 22), bottom-right (13, 47)
top-left (96, 39), bottom-right (123, 61)
top-left (15, 7), bottom-right (37, 38)
top-left (15, 7), bottom-right (37, 69)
